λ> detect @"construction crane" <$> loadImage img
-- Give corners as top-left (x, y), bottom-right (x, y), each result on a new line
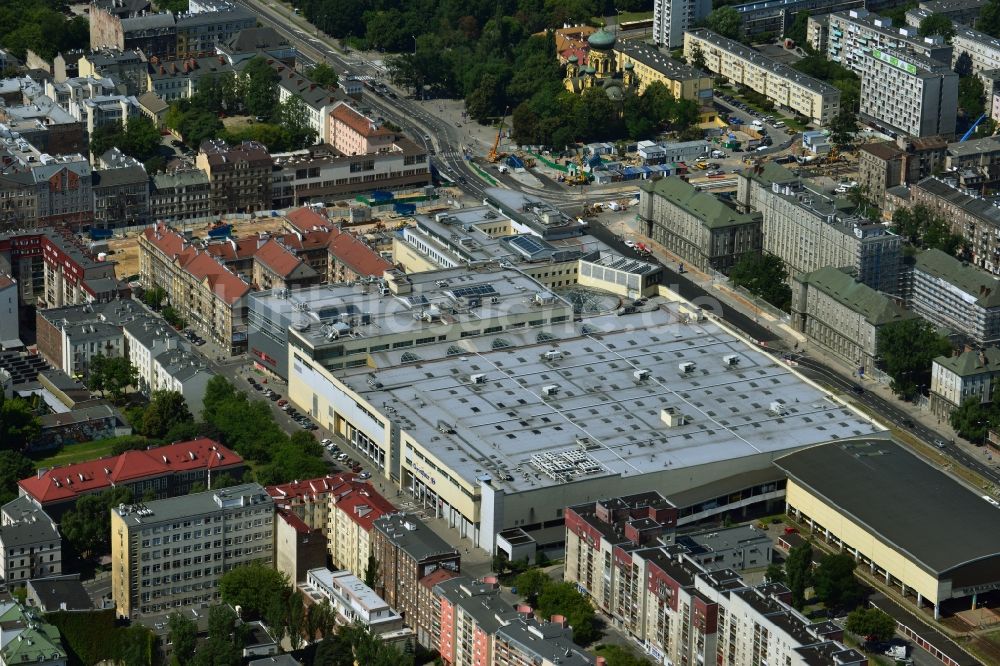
top-left (960, 113), bottom-right (988, 142)
top-left (487, 106), bottom-right (510, 163)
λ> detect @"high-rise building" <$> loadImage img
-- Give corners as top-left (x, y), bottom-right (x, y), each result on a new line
top-left (859, 47), bottom-right (958, 138)
top-left (110, 483), bottom-right (274, 618)
top-left (653, 0), bottom-right (711, 49)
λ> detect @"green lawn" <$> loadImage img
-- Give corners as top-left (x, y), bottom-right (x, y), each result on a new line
top-left (593, 10), bottom-right (654, 25)
top-left (32, 439), bottom-right (120, 469)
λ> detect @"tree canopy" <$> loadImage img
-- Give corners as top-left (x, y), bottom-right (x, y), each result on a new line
top-left (89, 116), bottom-right (162, 165)
top-left (0, 0), bottom-right (88, 60)
top-left (728, 253), bottom-right (792, 312)
top-left (877, 319), bottom-right (953, 401)
top-left (87, 354), bottom-right (139, 404)
top-left (0, 393), bottom-right (40, 451)
top-left (705, 6), bottom-right (741, 40)
top-left (307, 63), bottom-right (339, 88)
top-left (513, 569), bottom-right (597, 645)
top-left (219, 562), bottom-right (291, 629)
top-left (167, 612), bottom-right (197, 666)
top-left (0, 450), bottom-right (35, 505)
top-left (845, 607), bottom-right (896, 641)
top-left (139, 390), bottom-right (194, 439)
top-left (918, 13), bottom-right (956, 41)
top-left (812, 552), bottom-right (865, 610)
top-left (891, 204), bottom-right (964, 255)
top-left (785, 540), bottom-right (813, 610)
top-left (61, 487), bottom-right (134, 558)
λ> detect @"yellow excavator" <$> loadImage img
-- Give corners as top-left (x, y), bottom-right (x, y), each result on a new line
top-left (487, 106), bottom-right (510, 163)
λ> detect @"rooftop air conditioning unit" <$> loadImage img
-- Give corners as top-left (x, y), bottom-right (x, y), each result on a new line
top-left (769, 400), bottom-right (786, 415)
top-left (723, 354), bottom-right (740, 366)
top-left (679, 361), bottom-right (696, 374)
top-left (541, 384), bottom-right (559, 397)
top-left (470, 373), bottom-right (486, 384)
top-left (634, 369), bottom-right (651, 381)
top-left (542, 350), bottom-right (563, 362)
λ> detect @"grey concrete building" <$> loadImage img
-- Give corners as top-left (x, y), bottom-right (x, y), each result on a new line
top-left (857, 136), bottom-right (947, 207)
top-left (0, 505), bottom-right (62, 586)
top-left (653, 0), bottom-right (711, 49)
top-left (827, 9), bottom-right (952, 75)
top-left (930, 347), bottom-right (1000, 417)
top-left (910, 248), bottom-right (1000, 345)
top-left (92, 148), bottom-right (150, 229)
top-left (859, 47), bottom-right (958, 139)
top-left (942, 135), bottom-right (1000, 194)
top-left (908, 8), bottom-right (1000, 76)
top-left (638, 176), bottom-right (762, 275)
top-left (792, 266), bottom-right (915, 374)
top-left (150, 168), bottom-right (211, 222)
top-left (111, 483), bottom-right (274, 618)
top-left (753, 179), bottom-right (902, 294)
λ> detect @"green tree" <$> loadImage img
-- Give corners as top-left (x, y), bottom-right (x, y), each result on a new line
top-left (983, 0), bottom-right (1000, 38)
top-left (891, 204), bottom-right (963, 253)
top-left (202, 374), bottom-right (238, 423)
top-left (785, 540), bottom-right (813, 610)
top-left (689, 42), bottom-right (706, 71)
top-left (240, 56), bottom-right (281, 120)
top-left (61, 488), bottom-right (134, 558)
top-left (514, 568), bottom-right (550, 604)
top-left (307, 63), bottom-right (339, 88)
top-left (845, 607), bottom-right (896, 641)
top-left (140, 391), bottom-right (193, 439)
top-left (193, 605), bottom-right (242, 666)
top-left (274, 95), bottom-right (318, 148)
top-left (596, 644), bottom-right (653, 666)
top-left (219, 562), bottom-right (291, 620)
top-left (535, 581), bottom-right (597, 645)
top-left (785, 10), bottom-right (810, 45)
top-left (765, 562), bottom-right (786, 584)
top-left (364, 555), bottom-right (381, 590)
top-left (728, 252), bottom-right (792, 312)
top-left (813, 552), bottom-right (864, 609)
top-left (89, 116), bottom-right (162, 162)
top-left (959, 74), bottom-right (986, 122)
top-left (0, 393), bottom-right (40, 451)
top-left (830, 108), bottom-right (858, 147)
top-left (115, 624), bottom-right (155, 666)
top-left (705, 6), bottom-right (741, 40)
top-left (878, 319), bottom-right (953, 401)
top-left (0, 450), bottom-right (34, 505)
top-left (143, 286), bottom-right (166, 309)
top-left (918, 13), bottom-right (956, 41)
top-left (156, 0), bottom-right (189, 12)
top-left (286, 590), bottom-right (307, 649)
top-left (949, 396), bottom-right (993, 443)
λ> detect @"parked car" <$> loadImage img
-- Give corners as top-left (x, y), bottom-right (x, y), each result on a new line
top-left (247, 377), bottom-right (257, 384)
top-left (277, 399), bottom-right (287, 407)
top-left (269, 393), bottom-right (281, 401)
top-left (358, 471), bottom-right (371, 480)
top-left (321, 438), bottom-right (333, 446)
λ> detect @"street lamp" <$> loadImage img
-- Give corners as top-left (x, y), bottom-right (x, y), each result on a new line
top-left (615, 8), bottom-right (624, 36)
top-left (412, 35), bottom-right (417, 57)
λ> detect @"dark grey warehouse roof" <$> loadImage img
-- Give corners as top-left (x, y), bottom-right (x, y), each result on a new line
top-left (775, 438), bottom-right (1000, 577)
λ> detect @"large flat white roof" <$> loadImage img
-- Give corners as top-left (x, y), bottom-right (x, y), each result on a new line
top-left (339, 303), bottom-right (883, 493)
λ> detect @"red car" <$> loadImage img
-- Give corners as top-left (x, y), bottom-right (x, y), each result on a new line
top-left (277, 399), bottom-right (287, 407)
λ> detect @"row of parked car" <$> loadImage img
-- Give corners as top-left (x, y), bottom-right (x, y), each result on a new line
top-left (320, 438), bottom-right (371, 479)
top-left (246, 376), bottom-right (317, 430)
top-left (183, 329), bottom-right (206, 346)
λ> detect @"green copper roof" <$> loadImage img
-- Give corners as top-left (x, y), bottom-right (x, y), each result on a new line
top-left (801, 266), bottom-right (914, 326)
top-left (935, 347), bottom-right (1000, 377)
top-left (641, 176), bottom-right (760, 230)
top-left (588, 28), bottom-right (616, 49)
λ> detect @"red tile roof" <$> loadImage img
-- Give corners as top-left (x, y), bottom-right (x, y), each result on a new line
top-left (331, 103), bottom-right (393, 139)
top-left (142, 225), bottom-right (251, 305)
top-left (0, 274), bottom-right (15, 290)
top-left (203, 236), bottom-right (260, 262)
top-left (266, 473), bottom-right (355, 504)
top-left (334, 482), bottom-right (397, 532)
top-left (277, 507), bottom-right (317, 534)
top-left (420, 567), bottom-right (460, 590)
top-left (286, 207), bottom-right (333, 233)
top-left (328, 231), bottom-right (392, 277)
top-left (19, 438), bottom-right (243, 504)
top-left (255, 239), bottom-right (304, 278)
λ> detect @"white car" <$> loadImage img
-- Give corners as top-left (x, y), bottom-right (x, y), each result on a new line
top-left (337, 453), bottom-right (349, 461)
top-left (358, 471), bottom-right (371, 480)
top-left (321, 438), bottom-right (333, 446)
top-left (624, 240), bottom-right (637, 249)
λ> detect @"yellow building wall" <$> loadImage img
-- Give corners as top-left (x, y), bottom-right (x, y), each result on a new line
top-left (391, 237), bottom-right (442, 273)
top-left (401, 434), bottom-right (481, 523)
top-left (614, 51), bottom-right (712, 100)
top-left (110, 509), bottom-right (132, 618)
top-left (786, 480), bottom-right (943, 604)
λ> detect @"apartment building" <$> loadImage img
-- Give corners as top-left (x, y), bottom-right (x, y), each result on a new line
top-left (683, 29), bottom-right (841, 125)
top-left (910, 248), bottom-right (1000, 345)
top-left (139, 222), bottom-right (252, 354)
top-left (614, 42), bottom-right (712, 101)
top-left (0, 172), bottom-right (37, 232)
top-left (269, 61), bottom-right (338, 143)
top-left (826, 10), bottom-right (951, 75)
top-left (859, 47), bottom-right (958, 139)
top-left (0, 274), bottom-right (17, 346)
top-left (146, 54), bottom-right (235, 102)
top-left (196, 139), bottom-right (273, 215)
top-left (274, 509), bottom-right (327, 583)
top-left (301, 568), bottom-right (415, 648)
top-left (110, 483), bottom-right (274, 618)
top-left (19, 438), bottom-right (245, 517)
top-left (652, 0), bottom-right (711, 49)
top-left (909, 176), bottom-right (1000, 274)
top-left (908, 8), bottom-right (1000, 76)
top-left (857, 136), bottom-right (947, 206)
top-left (150, 168), bottom-right (212, 222)
top-left (32, 155), bottom-right (94, 231)
top-left (77, 48), bottom-right (149, 96)
top-left (915, 0), bottom-right (988, 27)
top-left (0, 504), bottom-right (62, 585)
top-left (930, 347), bottom-right (1000, 417)
top-left (270, 142), bottom-right (430, 208)
top-left (638, 176), bottom-right (762, 275)
top-left (791, 266), bottom-right (915, 374)
top-left (329, 102), bottom-right (397, 157)
top-left (372, 513), bottom-right (461, 647)
top-left (266, 474), bottom-right (396, 579)
top-left (252, 239), bottom-right (321, 291)
top-left (92, 149), bottom-right (150, 229)
top-left (750, 178), bottom-right (903, 293)
top-left (733, 0), bottom-right (868, 38)
top-left (122, 317), bottom-right (215, 417)
top-left (0, 602), bottom-right (68, 665)
top-left (564, 493), bottom-right (864, 666)
top-left (35, 299), bottom-right (144, 376)
top-left (0, 98), bottom-right (88, 157)
top-left (942, 135), bottom-right (1000, 194)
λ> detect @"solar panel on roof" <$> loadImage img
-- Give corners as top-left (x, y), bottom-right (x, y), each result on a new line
top-left (508, 235), bottom-right (550, 256)
top-left (452, 284), bottom-right (498, 299)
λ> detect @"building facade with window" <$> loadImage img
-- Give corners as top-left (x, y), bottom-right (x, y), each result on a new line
top-left (110, 483), bottom-right (273, 618)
